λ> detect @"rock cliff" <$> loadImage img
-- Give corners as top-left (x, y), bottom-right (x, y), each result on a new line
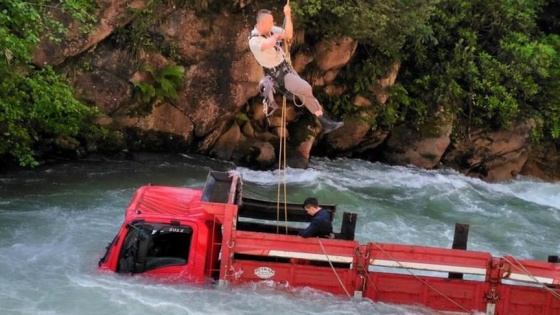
top-left (33, 0), bottom-right (560, 182)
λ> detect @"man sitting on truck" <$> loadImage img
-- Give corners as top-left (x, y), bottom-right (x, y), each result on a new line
top-left (298, 197), bottom-right (333, 238)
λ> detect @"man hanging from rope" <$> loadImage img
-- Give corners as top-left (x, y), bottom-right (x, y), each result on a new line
top-left (248, 4), bottom-right (344, 134)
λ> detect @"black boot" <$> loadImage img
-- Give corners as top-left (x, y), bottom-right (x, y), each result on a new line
top-left (318, 115), bottom-right (343, 134)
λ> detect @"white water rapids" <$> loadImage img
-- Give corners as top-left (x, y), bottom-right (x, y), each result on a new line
top-left (0, 154), bottom-right (558, 314)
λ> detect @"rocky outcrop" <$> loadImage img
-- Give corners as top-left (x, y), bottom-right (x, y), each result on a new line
top-left (210, 122), bottom-right (276, 169)
top-left (521, 148), bottom-right (560, 182)
top-left (443, 122), bottom-right (534, 181)
top-left (321, 114), bottom-right (373, 155)
top-left (321, 61), bottom-right (401, 156)
top-left (313, 38), bottom-right (358, 86)
top-left (383, 119), bottom-right (453, 169)
top-left (30, 1), bottom-right (560, 182)
top-left (34, 0), bottom-right (144, 66)
top-left (372, 61), bottom-right (400, 105)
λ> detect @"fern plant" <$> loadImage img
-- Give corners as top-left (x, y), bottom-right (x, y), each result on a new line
top-left (132, 65), bottom-right (185, 116)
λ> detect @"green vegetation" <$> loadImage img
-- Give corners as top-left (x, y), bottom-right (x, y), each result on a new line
top-left (2, 0), bottom-right (559, 168)
top-left (112, 2), bottom-right (156, 55)
top-left (132, 65), bottom-right (185, 116)
top-left (0, 0), bottom-right (98, 167)
top-left (296, 0), bottom-right (560, 142)
top-left (295, 0), bottom-right (438, 122)
top-left (395, 0), bottom-right (560, 141)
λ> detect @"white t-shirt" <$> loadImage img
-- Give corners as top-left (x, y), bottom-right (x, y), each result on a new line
top-left (248, 26), bottom-right (285, 68)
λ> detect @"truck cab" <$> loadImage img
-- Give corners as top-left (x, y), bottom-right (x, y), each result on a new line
top-left (98, 171), bottom-right (356, 284)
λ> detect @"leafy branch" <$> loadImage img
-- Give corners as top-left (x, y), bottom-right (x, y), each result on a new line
top-left (132, 65), bottom-right (185, 116)
top-left (0, 0), bottom-right (99, 167)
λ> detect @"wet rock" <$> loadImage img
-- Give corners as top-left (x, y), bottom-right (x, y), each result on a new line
top-left (210, 123), bottom-right (241, 160)
top-left (384, 121), bottom-right (453, 169)
top-left (444, 122), bottom-right (534, 181)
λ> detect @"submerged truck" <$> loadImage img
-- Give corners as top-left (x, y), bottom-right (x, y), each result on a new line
top-left (99, 171), bottom-right (560, 314)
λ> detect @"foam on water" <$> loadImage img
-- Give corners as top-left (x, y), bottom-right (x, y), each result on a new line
top-left (304, 157), bottom-right (560, 258)
top-left (0, 155), bottom-right (558, 314)
top-left (237, 166), bottom-right (321, 185)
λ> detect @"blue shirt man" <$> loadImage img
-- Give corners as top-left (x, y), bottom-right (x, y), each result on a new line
top-left (298, 197), bottom-right (333, 238)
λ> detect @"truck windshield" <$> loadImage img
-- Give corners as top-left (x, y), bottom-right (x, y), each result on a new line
top-left (117, 222), bottom-right (193, 273)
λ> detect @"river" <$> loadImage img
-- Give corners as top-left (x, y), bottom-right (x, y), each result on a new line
top-left (0, 153), bottom-right (558, 315)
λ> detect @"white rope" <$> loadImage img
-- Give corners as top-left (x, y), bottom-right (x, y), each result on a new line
top-left (503, 256), bottom-right (560, 301)
top-left (317, 238), bottom-right (366, 315)
top-left (369, 242), bottom-right (474, 314)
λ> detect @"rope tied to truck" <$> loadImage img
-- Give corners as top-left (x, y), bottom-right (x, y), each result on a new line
top-left (317, 238), bottom-right (367, 315)
top-left (354, 245), bottom-right (380, 295)
top-left (368, 242), bottom-right (475, 314)
top-left (502, 256), bottom-right (560, 301)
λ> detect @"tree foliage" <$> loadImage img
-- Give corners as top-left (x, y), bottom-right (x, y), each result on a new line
top-left (0, 0), bottom-right (98, 167)
top-left (296, 0), bottom-right (437, 56)
top-left (294, 0), bottom-right (439, 120)
top-left (296, 0), bottom-right (560, 142)
top-left (132, 65), bottom-right (186, 116)
top-left (2, 0), bottom-right (560, 167)
top-left (393, 0), bottom-right (560, 140)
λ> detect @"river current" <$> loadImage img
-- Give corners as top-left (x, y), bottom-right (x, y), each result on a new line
top-left (0, 153), bottom-right (558, 315)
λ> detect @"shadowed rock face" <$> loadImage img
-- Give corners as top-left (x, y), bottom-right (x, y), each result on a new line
top-left (33, 0), bottom-right (142, 67)
top-left (383, 122), bottom-right (453, 170)
top-left (521, 148), bottom-right (560, 182)
top-left (30, 1), bottom-right (560, 182)
top-left (442, 122), bottom-right (536, 182)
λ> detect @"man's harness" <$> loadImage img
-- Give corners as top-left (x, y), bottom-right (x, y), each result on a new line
top-left (249, 33), bottom-right (298, 115)
top-left (263, 60), bottom-right (292, 91)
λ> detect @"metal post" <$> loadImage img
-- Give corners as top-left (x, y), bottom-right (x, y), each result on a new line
top-left (340, 212), bottom-right (357, 240)
top-left (449, 223), bottom-right (469, 279)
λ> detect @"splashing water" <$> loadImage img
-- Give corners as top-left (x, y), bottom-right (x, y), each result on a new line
top-left (0, 154), bottom-right (558, 314)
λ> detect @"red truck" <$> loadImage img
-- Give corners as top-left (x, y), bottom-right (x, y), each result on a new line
top-left (99, 171), bottom-right (560, 314)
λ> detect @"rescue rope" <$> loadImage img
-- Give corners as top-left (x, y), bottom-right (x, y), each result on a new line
top-left (275, 94), bottom-right (289, 234)
top-left (354, 245), bottom-right (380, 295)
top-left (318, 238), bottom-right (352, 298)
top-left (276, 0), bottom-right (293, 235)
top-left (318, 238), bottom-right (367, 315)
top-left (369, 242), bottom-right (475, 314)
top-left (502, 256), bottom-right (560, 301)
